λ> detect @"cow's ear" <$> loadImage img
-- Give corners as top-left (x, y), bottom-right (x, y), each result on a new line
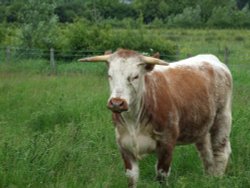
top-left (144, 64), bottom-right (155, 72)
top-left (139, 52), bottom-right (168, 72)
top-left (105, 50), bottom-right (112, 55)
top-left (152, 52), bottom-right (160, 59)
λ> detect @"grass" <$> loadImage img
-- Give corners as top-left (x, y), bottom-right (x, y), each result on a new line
top-left (0, 29), bottom-right (250, 188)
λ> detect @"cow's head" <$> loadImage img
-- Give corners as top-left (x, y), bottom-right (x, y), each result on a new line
top-left (78, 49), bottom-right (168, 113)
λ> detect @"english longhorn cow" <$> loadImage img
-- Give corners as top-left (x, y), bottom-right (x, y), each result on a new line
top-left (78, 49), bottom-right (232, 187)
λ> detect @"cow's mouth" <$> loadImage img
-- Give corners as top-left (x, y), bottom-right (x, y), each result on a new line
top-left (107, 98), bottom-right (128, 113)
top-left (107, 106), bottom-right (128, 113)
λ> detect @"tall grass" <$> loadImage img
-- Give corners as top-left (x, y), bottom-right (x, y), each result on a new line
top-left (0, 29), bottom-right (250, 188)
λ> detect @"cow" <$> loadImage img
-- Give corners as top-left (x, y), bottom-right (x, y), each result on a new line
top-left (78, 49), bottom-right (232, 187)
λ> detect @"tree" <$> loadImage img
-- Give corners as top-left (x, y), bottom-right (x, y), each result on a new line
top-left (19, 0), bottom-right (58, 49)
top-left (5, 2), bottom-right (23, 22)
top-left (0, 6), bottom-right (6, 23)
top-left (237, 0), bottom-right (250, 9)
top-left (81, 0), bottom-right (137, 22)
top-left (54, 2), bottom-right (85, 23)
top-left (198, 0), bottom-right (233, 22)
top-left (207, 2), bottom-right (250, 28)
top-left (167, 5), bottom-right (202, 28)
top-left (133, 0), bottom-right (169, 23)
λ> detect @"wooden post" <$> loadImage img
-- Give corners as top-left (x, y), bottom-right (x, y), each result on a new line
top-left (50, 48), bottom-right (56, 74)
top-left (224, 47), bottom-right (229, 65)
top-left (6, 47), bottom-right (10, 64)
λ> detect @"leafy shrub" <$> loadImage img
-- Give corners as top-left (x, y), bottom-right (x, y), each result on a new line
top-left (167, 6), bottom-right (202, 28)
top-left (207, 6), bottom-right (232, 28)
top-left (149, 18), bottom-right (165, 28)
top-left (19, 0), bottom-right (58, 49)
top-left (54, 19), bottom-right (178, 60)
top-left (207, 5), bottom-right (250, 28)
top-left (98, 17), bottom-right (144, 29)
top-left (233, 5), bottom-right (250, 27)
top-left (0, 25), bottom-right (5, 46)
top-left (0, 24), bottom-right (21, 47)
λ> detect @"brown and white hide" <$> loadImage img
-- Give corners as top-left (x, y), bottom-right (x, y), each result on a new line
top-left (79, 49), bottom-right (232, 188)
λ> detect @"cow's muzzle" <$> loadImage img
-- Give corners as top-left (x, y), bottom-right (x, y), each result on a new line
top-left (107, 98), bottom-right (128, 113)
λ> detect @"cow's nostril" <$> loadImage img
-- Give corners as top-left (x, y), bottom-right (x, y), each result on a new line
top-left (109, 100), bottom-right (114, 106)
top-left (118, 100), bottom-right (124, 107)
top-left (107, 98), bottom-right (128, 112)
top-left (111, 99), bottom-right (123, 107)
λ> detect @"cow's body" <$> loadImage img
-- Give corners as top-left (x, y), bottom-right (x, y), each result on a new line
top-left (79, 50), bottom-right (232, 187)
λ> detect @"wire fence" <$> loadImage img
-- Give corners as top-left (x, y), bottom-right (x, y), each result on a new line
top-left (0, 46), bottom-right (105, 62)
top-left (0, 46), bottom-right (250, 72)
top-left (0, 47), bottom-right (178, 61)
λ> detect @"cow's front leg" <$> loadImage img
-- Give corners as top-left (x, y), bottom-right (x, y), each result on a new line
top-left (121, 150), bottom-right (139, 188)
top-left (155, 141), bottom-right (174, 185)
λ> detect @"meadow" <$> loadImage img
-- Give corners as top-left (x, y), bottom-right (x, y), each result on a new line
top-left (0, 29), bottom-right (250, 188)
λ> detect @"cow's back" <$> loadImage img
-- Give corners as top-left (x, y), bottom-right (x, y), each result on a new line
top-left (145, 55), bottom-right (232, 144)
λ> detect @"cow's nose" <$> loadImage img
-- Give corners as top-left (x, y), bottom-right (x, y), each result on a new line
top-left (107, 98), bottom-right (128, 113)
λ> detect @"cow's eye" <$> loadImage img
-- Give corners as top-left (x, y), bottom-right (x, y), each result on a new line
top-left (127, 75), bottom-right (139, 83)
top-left (132, 75), bottom-right (139, 80)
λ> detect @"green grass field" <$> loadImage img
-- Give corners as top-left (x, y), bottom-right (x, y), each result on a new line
top-left (0, 29), bottom-right (250, 188)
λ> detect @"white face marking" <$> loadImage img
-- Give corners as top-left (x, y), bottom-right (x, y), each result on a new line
top-left (108, 55), bottom-right (146, 109)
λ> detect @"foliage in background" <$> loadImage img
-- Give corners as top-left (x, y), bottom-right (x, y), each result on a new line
top-left (54, 19), bottom-right (177, 60)
top-left (166, 5), bottom-right (202, 28)
top-left (207, 5), bottom-right (250, 28)
top-left (1, 0), bottom-right (250, 27)
top-left (18, 0), bottom-right (58, 49)
top-left (1, 0), bottom-right (250, 60)
top-left (0, 24), bottom-right (21, 46)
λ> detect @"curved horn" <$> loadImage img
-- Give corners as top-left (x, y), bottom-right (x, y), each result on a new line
top-left (141, 56), bottom-right (169, 66)
top-left (78, 54), bottom-right (111, 62)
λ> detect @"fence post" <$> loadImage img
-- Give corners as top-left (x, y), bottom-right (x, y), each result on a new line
top-left (50, 48), bottom-right (56, 74)
top-left (224, 47), bottom-right (229, 65)
top-left (6, 47), bottom-right (11, 64)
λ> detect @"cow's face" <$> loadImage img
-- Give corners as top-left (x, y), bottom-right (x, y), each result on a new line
top-left (78, 49), bottom-right (168, 113)
top-left (107, 52), bottom-right (147, 113)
